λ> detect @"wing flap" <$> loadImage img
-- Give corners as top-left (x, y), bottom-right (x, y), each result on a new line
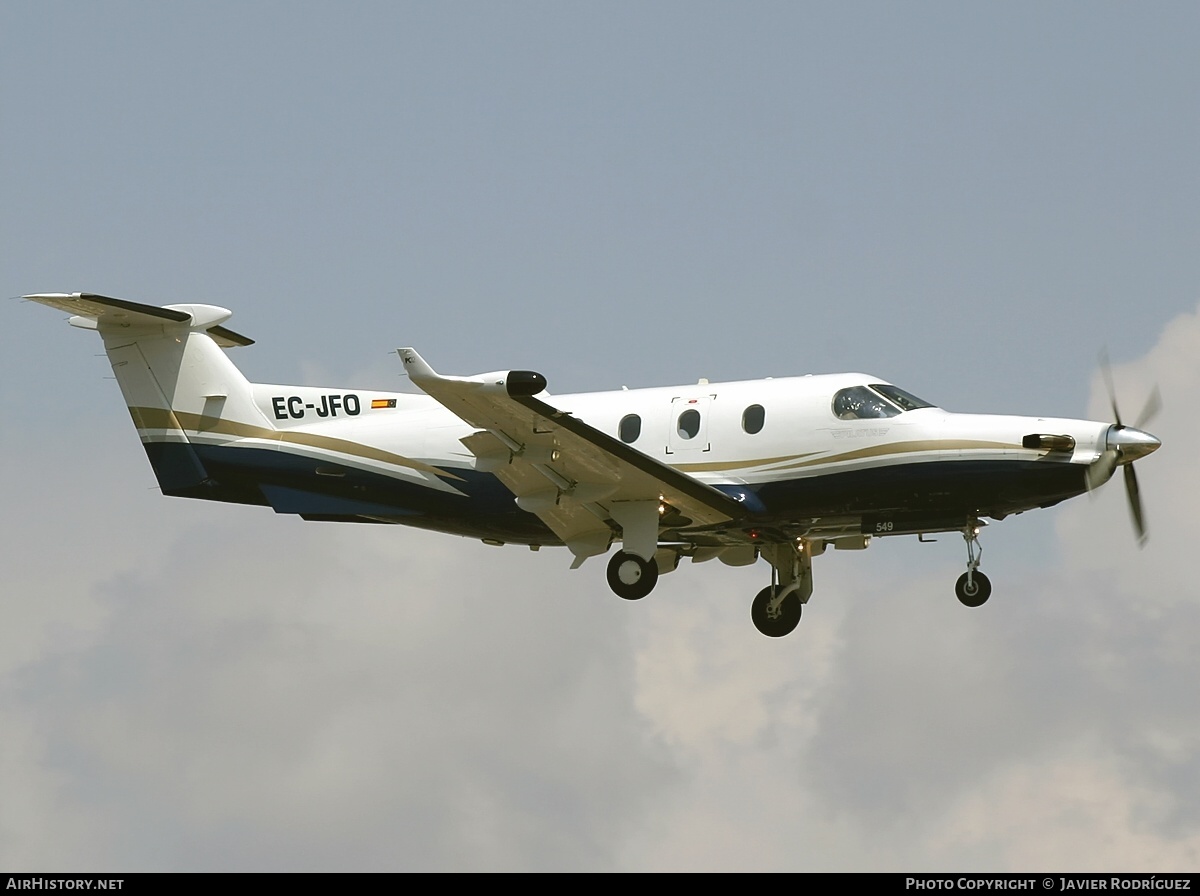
top-left (461, 431), bottom-right (615, 554)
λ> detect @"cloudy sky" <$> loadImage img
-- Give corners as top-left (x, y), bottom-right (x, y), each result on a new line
top-left (3, 1), bottom-right (1198, 871)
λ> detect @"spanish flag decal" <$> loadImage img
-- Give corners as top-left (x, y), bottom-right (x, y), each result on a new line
top-left (371, 399), bottom-right (397, 409)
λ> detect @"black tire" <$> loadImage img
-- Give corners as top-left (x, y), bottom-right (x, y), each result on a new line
top-left (955, 570), bottom-right (992, 607)
top-left (750, 585), bottom-right (802, 638)
top-left (606, 551), bottom-right (659, 601)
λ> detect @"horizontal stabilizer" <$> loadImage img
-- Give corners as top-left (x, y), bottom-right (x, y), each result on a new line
top-left (23, 293), bottom-right (254, 346)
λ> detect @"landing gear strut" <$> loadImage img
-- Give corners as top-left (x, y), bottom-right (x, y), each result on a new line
top-left (955, 525), bottom-right (991, 607)
top-left (750, 543), bottom-right (813, 637)
top-left (606, 501), bottom-right (661, 601)
top-left (607, 551), bottom-right (658, 601)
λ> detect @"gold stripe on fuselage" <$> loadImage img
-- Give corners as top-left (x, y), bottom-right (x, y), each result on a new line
top-left (126, 406), bottom-right (464, 481)
top-left (672, 452), bottom-right (819, 474)
top-left (774, 439), bottom-right (1020, 472)
top-left (675, 439), bottom-right (1023, 478)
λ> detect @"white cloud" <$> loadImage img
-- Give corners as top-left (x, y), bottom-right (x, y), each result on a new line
top-left (0, 455), bottom-right (674, 869)
top-left (929, 749), bottom-right (1200, 871)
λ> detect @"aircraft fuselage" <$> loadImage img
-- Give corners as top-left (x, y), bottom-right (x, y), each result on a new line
top-left (160, 374), bottom-right (1110, 548)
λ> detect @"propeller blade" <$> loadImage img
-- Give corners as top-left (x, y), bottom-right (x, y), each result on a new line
top-left (1134, 385), bottom-right (1162, 430)
top-left (1093, 350), bottom-right (1157, 545)
top-left (1124, 463), bottom-right (1147, 547)
top-left (1099, 348), bottom-right (1123, 425)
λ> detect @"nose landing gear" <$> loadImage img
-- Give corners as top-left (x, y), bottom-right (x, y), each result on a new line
top-left (955, 525), bottom-right (991, 607)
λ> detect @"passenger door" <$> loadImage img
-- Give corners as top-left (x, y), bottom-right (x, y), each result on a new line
top-left (666, 396), bottom-right (713, 455)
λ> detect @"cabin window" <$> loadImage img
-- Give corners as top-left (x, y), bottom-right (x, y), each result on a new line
top-left (619, 414), bottom-right (641, 443)
top-left (742, 404), bottom-right (765, 434)
top-left (677, 408), bottom-right (701, 439)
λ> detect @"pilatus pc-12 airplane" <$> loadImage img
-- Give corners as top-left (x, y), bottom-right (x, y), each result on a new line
top-left (27, 293), bottom-right (1162, 637)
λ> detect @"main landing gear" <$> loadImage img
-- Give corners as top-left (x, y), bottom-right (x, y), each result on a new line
top-left (955, 525), bottom-right (992, 607)
top-left (605, 500), bottom-right (661, 601)
top-left (750, 543), bottom-right (813, 638)
top-left (603, 540), bottom-right (815, 638)
top-left (606, 550), bottom-right (658, 601)
top-left (751, 584), bottom-right (802, 638)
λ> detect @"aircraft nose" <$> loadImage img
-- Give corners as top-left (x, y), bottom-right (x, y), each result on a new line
top-left (1107, 425), bottom-right (1161, 463)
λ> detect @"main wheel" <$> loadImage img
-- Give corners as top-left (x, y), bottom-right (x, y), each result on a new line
top-left (955, 570), bottom-right (992, 607)
top-left (750, 585), bottom-right (802, 638)
top-left (606, 551), bottom-right (659, 601)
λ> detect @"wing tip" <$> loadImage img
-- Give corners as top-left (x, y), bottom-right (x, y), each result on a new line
top-left (397, 347), bottom-right (437, 379)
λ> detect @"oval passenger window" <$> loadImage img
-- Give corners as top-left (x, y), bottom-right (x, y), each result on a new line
top-left (742, 404), bottom-right (765, 434)
top-left (677, 409), bottom-right (701, 439)
top-left (619, 414), bottom-right (641, 443)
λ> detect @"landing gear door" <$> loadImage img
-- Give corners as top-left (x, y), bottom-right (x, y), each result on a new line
top-left (666, 396), bottom-right (713, 455)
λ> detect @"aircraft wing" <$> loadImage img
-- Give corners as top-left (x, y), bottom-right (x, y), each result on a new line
top-left (398, 348), bottom-right (747, 563)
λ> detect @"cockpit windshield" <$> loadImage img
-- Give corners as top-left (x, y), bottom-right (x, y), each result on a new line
top-left (832, 384), bottom-right (937, 420)
top-left (832, 386), bottom-right (897, 419)
top-left (871, 384), bottom-right (935, 412)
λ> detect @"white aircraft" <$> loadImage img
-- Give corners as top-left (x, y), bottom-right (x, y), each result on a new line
top-left (26, 293), bottom-right (1162, 637)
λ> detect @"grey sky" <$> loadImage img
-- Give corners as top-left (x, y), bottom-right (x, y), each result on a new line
top-left (2, 2), bottom-right (1197, 870)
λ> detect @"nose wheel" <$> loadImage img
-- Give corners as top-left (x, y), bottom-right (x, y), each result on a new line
top-left (956, 524), bottom-right (991, 607)
top-left (955, 570), bottom-right (991, 607)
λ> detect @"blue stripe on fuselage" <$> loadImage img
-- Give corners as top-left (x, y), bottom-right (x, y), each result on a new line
top-left (142, 441), bottom-right (1088, 542)
top-left (753, 458), bottom-right (1088, 518)
top-left (145, 441), bottom-right (557, 543)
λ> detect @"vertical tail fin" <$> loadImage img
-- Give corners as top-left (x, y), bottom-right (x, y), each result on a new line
top-left (25, 293), bottom-right (265, 496)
